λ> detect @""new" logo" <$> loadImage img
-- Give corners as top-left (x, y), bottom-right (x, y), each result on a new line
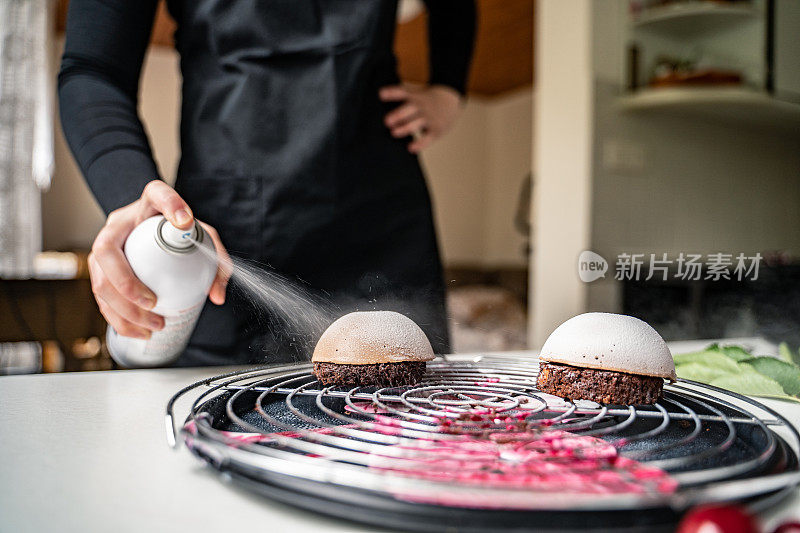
top-left (578, 251), bottom-right (608, 282)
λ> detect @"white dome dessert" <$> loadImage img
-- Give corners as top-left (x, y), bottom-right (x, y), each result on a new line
top-left (313, 311), bottom-right (434, 365)
top-left (539, 312), bottom-right (676, 380)
top-left (312, 311), bottom-right (434, 388)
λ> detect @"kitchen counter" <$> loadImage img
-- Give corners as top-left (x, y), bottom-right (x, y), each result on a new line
top-left (1, 348), bottom-right (799, 533)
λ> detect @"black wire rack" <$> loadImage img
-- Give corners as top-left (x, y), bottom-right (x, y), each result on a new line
top-left (166, 355), bottom-right (800, 532)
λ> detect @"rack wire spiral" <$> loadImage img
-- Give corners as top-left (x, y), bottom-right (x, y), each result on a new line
top-left (166, 355), bottom-right (800, 521)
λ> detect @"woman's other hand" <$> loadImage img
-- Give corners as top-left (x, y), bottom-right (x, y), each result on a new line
top-left (88, 180), bottom-right (230, 339)
top-left (380, 83), bottom-right (463, 153)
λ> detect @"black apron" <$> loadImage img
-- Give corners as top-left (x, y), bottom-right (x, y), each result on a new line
top-left (167, 0), bottom-right (450, 365)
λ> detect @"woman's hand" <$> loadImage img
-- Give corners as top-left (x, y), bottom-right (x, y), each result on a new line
top-left (380, 83), bottom-right (463, 153)
top-left (88, 180), bottom-right (230, 339)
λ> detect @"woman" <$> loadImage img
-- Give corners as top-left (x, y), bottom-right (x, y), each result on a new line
top-left (59, 0), bottom-right (475, 365)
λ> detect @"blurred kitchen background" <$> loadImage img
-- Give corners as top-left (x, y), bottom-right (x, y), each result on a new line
top-left (1, 0), bottom-right (798, 374)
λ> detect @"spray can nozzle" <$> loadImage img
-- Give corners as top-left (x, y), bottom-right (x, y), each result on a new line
top-left (155, 217), bottom-right (204, 253)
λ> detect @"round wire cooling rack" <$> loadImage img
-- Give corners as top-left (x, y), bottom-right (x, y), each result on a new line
top-left (166, 355), bottom-right (800, 532)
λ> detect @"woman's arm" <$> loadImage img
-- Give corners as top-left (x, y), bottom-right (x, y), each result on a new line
top-left (424, 0), bottom-right (476, 96)
top-left (380, 1), bottom-right (476, 153)
top-left (58, 0), bottom-right (161, 214)
top-left (59, 2), bottom-right (231, 336)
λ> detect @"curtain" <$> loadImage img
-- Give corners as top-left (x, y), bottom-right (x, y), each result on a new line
top-left (0, 0), bottom-right (54, 278)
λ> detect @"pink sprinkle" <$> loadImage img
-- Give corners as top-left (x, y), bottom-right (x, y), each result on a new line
top-left (632, 468), bottom-right (666, 480)
top-left (657, 480), bottom-right (679, 493)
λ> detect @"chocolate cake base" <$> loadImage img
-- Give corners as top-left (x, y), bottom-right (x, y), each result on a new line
top-left (313, 361), bottom-right (427, 388)
top-left (537, 361), bottom-right (664, 405)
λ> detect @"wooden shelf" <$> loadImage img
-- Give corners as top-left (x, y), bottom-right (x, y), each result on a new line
top-left (631, 2), bottom-right (757, 35)
top-left (617, 86), bottom-right (800, 132)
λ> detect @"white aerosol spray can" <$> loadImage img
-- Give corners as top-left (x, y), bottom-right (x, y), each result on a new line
top-left (107, 215), bottom-right (217, 367)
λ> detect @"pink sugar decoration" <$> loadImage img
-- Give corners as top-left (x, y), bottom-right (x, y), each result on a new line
top-left (200, 394), bottom-right (677, 510)
top-left (375, 422), bottom-right (678, 506)
top-left (632, 468), bottom-right (668, 480)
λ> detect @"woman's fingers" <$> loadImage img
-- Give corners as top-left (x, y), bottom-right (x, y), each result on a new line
top-left (91, 236), bottom-right (157, 309)
top-left (379, 85), bottom-right (410, 102)
top-left (90, 255), bottom-right (153, 339)
top-left (99, 288), bottom-right (164, 332)
top-left (89, 253), bottom-right (163, 332)
top-left (381, 84), bottom-right (463, 153)
top-left (198, 221), bottom-right (231, 305)
top-left (408, 133), bottom-right (434, 154)
top-left (384, 103), bottom-right (419, 128)
top-left (391, 116), bottom-right (427, 139)
top-left (142, 179), bottom-right (194, 229)
top-left (97, 298), bottom-right (152, 340)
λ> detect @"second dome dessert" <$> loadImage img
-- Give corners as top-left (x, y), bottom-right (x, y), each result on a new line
top-left (536, 313), bottom-right (676, 405)
top-left (312, 311), bottom-right (435, 387)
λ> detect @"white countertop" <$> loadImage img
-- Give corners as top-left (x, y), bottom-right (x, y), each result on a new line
top-left (1, 348), bottom-right (799, 533)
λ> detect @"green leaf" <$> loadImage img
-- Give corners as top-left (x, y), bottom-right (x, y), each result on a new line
top-left (710, 372), bottom-right (787, 397)
top-left (673, 351), bottom-right (707, 366)
top-left (792, 346), bottom-right (800, 368)
top-left (719, 345), bottom-right (752, 362)
top-left (676, 362), bottom-right (739, 383)
top-left (778, 342), bottom-right (794, 364)
top-left (776, 341), bottom-right (800, 368)
top-left (673, 352), bottom-right (742, 373)
top-left (740, 357), bottom-right (800, 396)
top-left (673, 351), bottom-right (702, 366)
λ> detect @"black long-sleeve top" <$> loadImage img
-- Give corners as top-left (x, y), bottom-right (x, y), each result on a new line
top-left (58, 0), bottom-right (476, 215)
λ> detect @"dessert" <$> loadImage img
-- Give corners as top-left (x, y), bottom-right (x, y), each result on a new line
top-left (537, 313), bottom-right (676, 404)
top-left (312, 311), bottom-right (435, 387)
